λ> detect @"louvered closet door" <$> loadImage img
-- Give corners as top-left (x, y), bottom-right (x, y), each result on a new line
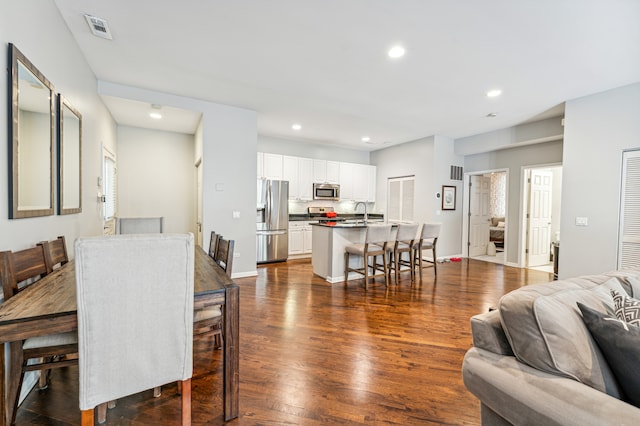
top-left (618, 150), bottom-right (640, 269)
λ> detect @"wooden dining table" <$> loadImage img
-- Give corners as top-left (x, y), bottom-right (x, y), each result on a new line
top-left (0, 246), bottom-right (239, 424)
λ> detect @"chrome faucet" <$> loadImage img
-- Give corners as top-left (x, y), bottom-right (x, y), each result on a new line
top-left (354, 201), bottom-right (368, 224)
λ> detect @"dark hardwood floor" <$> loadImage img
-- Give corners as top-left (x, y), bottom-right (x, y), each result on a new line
top-left (16, 258), bottom-right (553, 425)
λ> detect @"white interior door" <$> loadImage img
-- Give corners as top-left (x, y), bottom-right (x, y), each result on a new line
top-left (527, 170), bottom-right (553, 266)
top-left (469, 175), bottom-right (491, 256)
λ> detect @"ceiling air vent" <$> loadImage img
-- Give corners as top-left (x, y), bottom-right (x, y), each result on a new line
top-left (84, 14), bottom-right (113, 40)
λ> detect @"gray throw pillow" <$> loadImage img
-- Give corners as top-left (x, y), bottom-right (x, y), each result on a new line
top-left (578, 302), bottom-right (640, 408)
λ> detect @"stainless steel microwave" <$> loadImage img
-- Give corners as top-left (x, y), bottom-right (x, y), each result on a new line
top-left (313, 183), bottom-right (340, 200)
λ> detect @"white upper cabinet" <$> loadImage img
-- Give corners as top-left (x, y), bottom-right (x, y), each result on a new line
top-left (313, 159), bottom-right (327, 183)
top-left (326, 161), bottom-right (340, 184)
top-left (261, 153), bottom-right (283, 180)
top-left (282, 156), bottom-right (299, 199)
top-left (283, 156), bottom-right (313, 200)
top-left (353, 164), bottom-right (369, 202)
top-left (367, 165), bottom-right (376, 202)
top-left (298, 158), bottom-right (314, 200)
top-left (258, 152), bottom-right (374, 202)
top-left (339, 162), bottom-right (354, 201)
top-left (339, 163), bottom-right (376, 202)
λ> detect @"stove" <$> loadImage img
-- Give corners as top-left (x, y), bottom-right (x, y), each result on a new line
top-left (307, 207), bottom-right (346, 222)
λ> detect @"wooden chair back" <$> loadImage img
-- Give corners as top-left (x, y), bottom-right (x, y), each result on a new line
top-left (0, 245), bottom-right (49, 300)
top-left (209, 231), bottom-right (220, 258)
top-left (39, 236), bottom-right (69, 273)
top-left (214, 238), bottom-right (234, 277)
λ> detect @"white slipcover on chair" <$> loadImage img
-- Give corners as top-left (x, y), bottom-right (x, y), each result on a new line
top-left (74, 233), bottom-right (194, 425)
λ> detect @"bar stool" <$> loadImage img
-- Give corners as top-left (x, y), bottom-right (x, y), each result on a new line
top-left (388, 222), bottom-right (420, 283)
top-left (413, 223), bottom-right (441, 280)
top-left (344, 224), bottom-right (392, 289)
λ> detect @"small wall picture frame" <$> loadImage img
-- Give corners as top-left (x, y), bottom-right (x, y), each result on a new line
top-left (442, 185), bottom-right (456, 210)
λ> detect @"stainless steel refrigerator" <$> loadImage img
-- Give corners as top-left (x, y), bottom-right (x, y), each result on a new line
top-left (256, 179), bottom-right (289, 263)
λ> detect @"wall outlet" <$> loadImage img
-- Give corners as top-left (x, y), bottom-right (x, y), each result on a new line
top-left (233, 252), bottom-right (240, 258)
top-left (575, 217), bottom-right (589, 226)
top-left (232, 211), bottom-right (240, 219)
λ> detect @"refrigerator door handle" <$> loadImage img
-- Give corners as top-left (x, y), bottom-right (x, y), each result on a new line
top-left (266, 182), bottom-right (272, 225)
top-left (256, 229), bottom-right (287, 235)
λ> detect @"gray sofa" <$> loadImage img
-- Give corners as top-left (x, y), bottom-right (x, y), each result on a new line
top-left (462, 269), bottom-right (640, 425)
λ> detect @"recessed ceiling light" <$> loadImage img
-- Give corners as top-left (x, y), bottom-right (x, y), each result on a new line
top-left (486, 89), bottom-right (502, 98)
top-left (292, 124), bottom-right (302, 130)
top-left (486, 112), bottom-right (498, 118)
top-left (149, 112), bottom-right (162, 119)
top-left (362, 136), bottom-right (371, 142)
top-left (388, 45), bottom-right (405, 58)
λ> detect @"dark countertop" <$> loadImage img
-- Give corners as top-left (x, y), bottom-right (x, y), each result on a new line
top-left (289, 213), bottom-right (384, 222)
top-left (311, 220), bottom-right (393, 229)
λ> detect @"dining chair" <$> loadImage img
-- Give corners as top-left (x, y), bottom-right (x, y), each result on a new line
top-left (208, 231), bottom-right (220, 258)
top-left (116, 216), bottom-right (164, 234)
top-left (195, 237), bottom-right (235, 349)
top-left (344, 224), bottom-right (392, 289)
top-left (412, 223), bottom-right (441, 280)
top-left (36, 236), bottom-right (73, 388)
top-left (213, 237), bottom-right (234, 277)
top-left (74, 233), bottom-right (194, 425)
top-left (388, 222), bottom-right (420, 283)
top-left (0, 245), bottom-right (78, 425)
top-left (39, 235), bottom-right (69, 273)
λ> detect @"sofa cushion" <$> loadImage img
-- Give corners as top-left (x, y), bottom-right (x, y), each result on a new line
top-left (578, 302), bottom-right (640, 408)
top-left (499, 276), bottom-right (626, 397)
top-left (611, 290), bottom-right (640, 326)
top-left (605, 269), bottom-right (640, 298)
top-left (470, 310), bottom-right (513, 356)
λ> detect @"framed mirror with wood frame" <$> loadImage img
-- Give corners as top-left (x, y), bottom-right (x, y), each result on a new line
top-left (57, 94), bottom-right (82, 215)
top-left (8, 43), bottom-right (55, 219)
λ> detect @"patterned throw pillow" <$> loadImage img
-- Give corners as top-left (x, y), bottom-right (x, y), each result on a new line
top-left (611, 290), bottom-right (640, 326)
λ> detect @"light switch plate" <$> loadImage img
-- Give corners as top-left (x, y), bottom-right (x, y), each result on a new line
top-left (232, 211), bottom-right (240, 219)
top-left (575, 217), bottom-right (588, 226)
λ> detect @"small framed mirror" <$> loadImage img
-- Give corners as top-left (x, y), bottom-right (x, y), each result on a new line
top-left (57, 95), bottom-right (82, 215)
top-left (8, 43), bottom-right (55, 219)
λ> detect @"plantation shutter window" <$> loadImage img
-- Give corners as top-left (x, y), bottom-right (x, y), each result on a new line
top-left (618, 150), bottom-right (640, 269)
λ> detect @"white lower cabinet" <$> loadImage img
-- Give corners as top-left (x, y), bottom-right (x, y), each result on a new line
top-left (289, 222), bottom-right (304, 255)
top-left (289, 221), bottom-right (313, 256)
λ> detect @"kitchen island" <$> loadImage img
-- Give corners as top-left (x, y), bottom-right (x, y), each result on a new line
top-left (312, 221), bottom-right (392, 283)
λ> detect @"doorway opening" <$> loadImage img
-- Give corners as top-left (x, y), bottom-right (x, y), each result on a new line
top-left (465, 169), bottom-right (508, 265)
top-left (520, 165), bottom-right (562, 273)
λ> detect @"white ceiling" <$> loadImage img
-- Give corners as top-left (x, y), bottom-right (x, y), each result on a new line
top-left (53, 0), bottom-right (640, 150)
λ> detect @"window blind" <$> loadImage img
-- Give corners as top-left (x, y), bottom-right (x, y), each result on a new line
top-left (387, 176), bottom-right (415, 223)
top-left (618, 150), bottom-right (640, 269)
top-left (103, 155), bottom-right (116, 220)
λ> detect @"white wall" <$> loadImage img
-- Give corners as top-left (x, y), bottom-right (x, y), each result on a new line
top-left (117, 126), bottom-right (196, 234)
top-left (560, 82), bottom-right (640, 278)
top-left (0, 1), bottom-right (116, 256)
top-left (1, 0), bottom-right (118, 403)
top-left (369, 136), bottom-right (463, 257)
top-left (97, 82), bottom-right (258, 278)
top-left (455, 117), bottom-right (564, 156)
